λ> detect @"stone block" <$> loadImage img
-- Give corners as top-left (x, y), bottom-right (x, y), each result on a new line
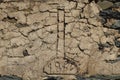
top-left (65, 23), bottom-right (73, 34)
top-left (4, 32), bottom-right (21, 40)
top-left (10, 36), bottom-right (29, 46)
top-left (65, 16), bottom-right (74, 23)
top-left (27, 12), bottom-right (49, 24)
top-left (8, 11), bottom-right (26, 23)
top-left (83, 2), bottom-right (100, 18)
top-left (45, 24), bottom-right (57, 32)
top-left (0, 56), bottom-right (7, 75)
top-left (28, 32), bottom-right (38, 41)
top-left (77, 2), bottom-right (85, 9)
top-left (71, 28), bottom-right (81, 38)
top-left (39, 3), bottom-right (52, 12)
top-left (64, 1), bottom-right (76, 10)
top-left (71, 10), bottom-right (80, 17)
top-left (36, 29), bottom-right (49, 39)
top-left (50, 13), bottom-right (57, 17)
top-left (7, 47), bottom-right (25, 57)
top-left (43, 33), bottom-right (57, 44)
top-left (11, 2), bottom-right (30, 10)
top-left (45, 17), bottom-right (57, 25)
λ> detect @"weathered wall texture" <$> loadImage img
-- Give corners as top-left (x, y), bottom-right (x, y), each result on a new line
top-left (0, 0), bottom-right (120, 80)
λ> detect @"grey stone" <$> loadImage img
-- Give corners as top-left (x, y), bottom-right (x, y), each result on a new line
top-left (112, 2), bottom-right (120, 7)
top-left (114, 38), bottom-right (120, 48)
top-left (97, 1), bottom-right (113, 9)
top-left (0, 75), bottom-right (22, 80)
top-left (98, 42), bottom-right (112, 50)
top-left (105, 0), bottom-right (120, 3)
top-left (111, 20), bottom-right (120, 29)
top-left (100, 9), bottom-right (120, 20)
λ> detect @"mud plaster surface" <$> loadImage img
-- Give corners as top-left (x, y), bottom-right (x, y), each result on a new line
top-left (0, 0), bottom-right (120, 80)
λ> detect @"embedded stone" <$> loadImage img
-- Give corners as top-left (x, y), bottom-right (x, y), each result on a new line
top-left (64, 1), bottom-right (76, 9)
top-left (71, 28), bottom-right (81, 38)
top-left (71, 10), bottom-right (80, 17)
top-left (28, 32), bottom-right (38, 41)
top-left (111, 20), bottom-right (120, 29)
top-left (3, 32), bottom-right (21, 40)
top-left (77, 2), bottom-right (85, 9)
top-left (11, 2), bottom-right (30, 10)
top-left (65, 16), bottom-right (74, 23)
top-left (97, 1), bottom-right (113, 9)
top-left (114, 38), bottom-right (120, 48)
top-left (39, 3), bottom-right (52, 12)
top-left (79, 37), bottom-right (93, 50)
top-left (27, 12), bottom-right (49, 24)
top-left (45, 17), bottom-right (57, 25)
top-left (0, 75), bottom-right (22, 80)
top-left (36, 28), bottom-right (49, 38)
top-left (83, 2), bottom-right (100, 18)
top-left (88, 18), bottom-right (101, 26)
top-left (43, 33), bottom-right (57, 44)
top-left (8, 11), bottom-right (26, 23)
top-left (10, 36), bottom-right (29, 46)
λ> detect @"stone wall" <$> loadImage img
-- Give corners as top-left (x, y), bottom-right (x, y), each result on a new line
top-left (0, 0), bottom-right (120, 80)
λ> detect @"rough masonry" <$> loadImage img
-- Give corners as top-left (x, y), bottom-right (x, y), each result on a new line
top-left (0, 0), bottom-right (120, 80)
